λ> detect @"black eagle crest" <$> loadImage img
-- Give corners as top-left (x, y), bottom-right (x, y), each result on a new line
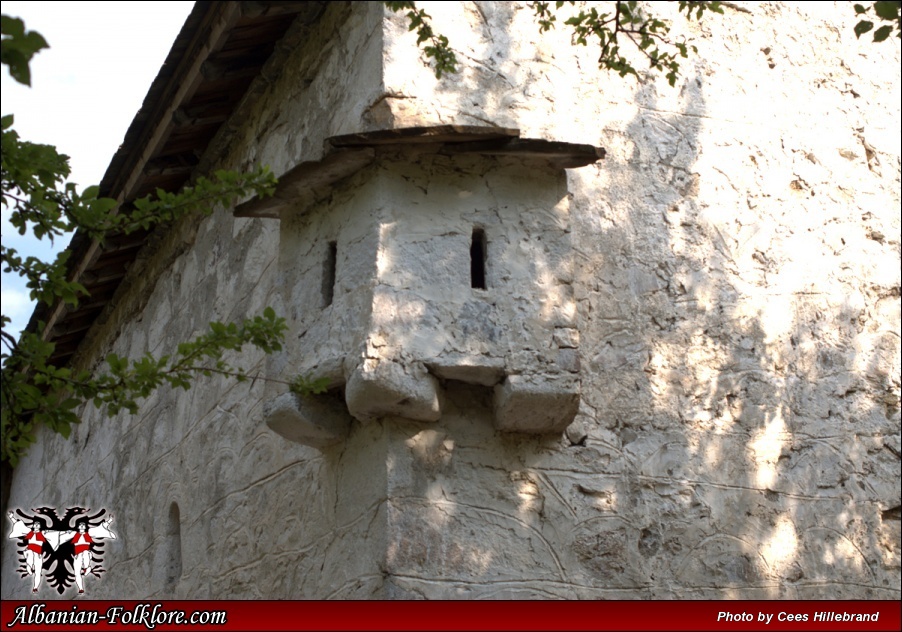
top-left (9, 507), bottom-right (111, 594)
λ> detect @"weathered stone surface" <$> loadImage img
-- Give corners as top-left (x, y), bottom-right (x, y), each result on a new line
top-left (264, 392), bottom-right (351, 448)
top-left (493, 374), bottom-right (580, 434)
top-left (345, 359), bottom-right (441, 423)
top-left (425, 354), bottom-right (506, 386)
top-left (3, 1), bottom-right (899, 602)
top-left (270, 149), bottom-right (581, 433)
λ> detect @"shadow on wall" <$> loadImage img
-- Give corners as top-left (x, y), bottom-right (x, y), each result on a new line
top-left (96, 3), bottom-right (896, 600)
top-left (563, 63), bottom-right (899, 598)
top-left (373, 41), bottom-right (899, 597)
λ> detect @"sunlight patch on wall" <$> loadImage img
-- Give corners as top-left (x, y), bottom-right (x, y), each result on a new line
top-left (748, 408), bottom-right (790, 489)
top-left (761, 516), bottom-right (798, 576)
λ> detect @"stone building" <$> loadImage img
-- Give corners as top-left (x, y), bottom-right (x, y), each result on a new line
top-left (3, 1), bottom-right (900, 599)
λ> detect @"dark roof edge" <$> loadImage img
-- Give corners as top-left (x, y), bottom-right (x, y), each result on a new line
top-left (26, 1), bottom-right (219, 338)
top-left (26, 2), bottom-right (327, 367)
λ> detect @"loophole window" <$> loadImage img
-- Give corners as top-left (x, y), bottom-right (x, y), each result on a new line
top-left (322, 241), bottom-right (337, 307)
top-left (470, 228), bottom-right (487, 290)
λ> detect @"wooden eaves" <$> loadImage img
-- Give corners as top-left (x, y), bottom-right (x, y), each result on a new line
top-left (234, 125), bottom-right (607, 219)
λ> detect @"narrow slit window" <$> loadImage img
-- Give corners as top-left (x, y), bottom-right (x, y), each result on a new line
top-left (470, 228), bottom-right (487, 290)
top-left (322, 241), bottom-right (337, 307)
top-left (165, 502), bottom-right (182, 589)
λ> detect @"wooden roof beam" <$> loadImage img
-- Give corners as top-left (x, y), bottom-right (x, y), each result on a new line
top-left (236, 126), bottom-right (606, 219)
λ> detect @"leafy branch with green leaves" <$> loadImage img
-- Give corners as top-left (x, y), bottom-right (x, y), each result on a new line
top-left (1, 15), bottom-right (316, 466)
top-left (386, 0), bottom-right (724, 85)
top-left (854, 1), bottom-right (901, 42)
top-left (2, 112), bottom-right (278, 309)
top-left (0, 15), bottom-right (46, 86)
top-left (530, 1), bottom-right (723, 85)
top-left (388, 1), bottom-right (898, 85)
top-left (384, 2), bottom-right (459, 78)
top-left (2, 309), bottom-right (289, 465)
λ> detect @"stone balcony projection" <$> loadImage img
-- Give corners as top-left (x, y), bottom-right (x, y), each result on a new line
top-left (236, 126), bottom-right (605, 448)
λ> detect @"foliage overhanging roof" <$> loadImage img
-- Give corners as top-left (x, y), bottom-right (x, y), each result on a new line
top-left (28, 1), bottom-right (329, 366)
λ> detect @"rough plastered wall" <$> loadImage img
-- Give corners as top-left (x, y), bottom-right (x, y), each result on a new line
top-left (2, 2), bottom-right (393, 599)
top-left (270, 151), bottom-right (578, 433)
top-left (376, 1), bottom-right (901, 598)
top-left (3, 1), bottom-right (899, 601)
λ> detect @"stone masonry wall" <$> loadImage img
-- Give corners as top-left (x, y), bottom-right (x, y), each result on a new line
top-left (3, 2), bottom-right (394, 599)
top-left (3, 1), bottom-right (900, 600)
top-left (376, 1), bottom-right (900, 598)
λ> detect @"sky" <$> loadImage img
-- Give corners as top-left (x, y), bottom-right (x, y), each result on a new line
top-left (1, 1), bottom-right (195, 338)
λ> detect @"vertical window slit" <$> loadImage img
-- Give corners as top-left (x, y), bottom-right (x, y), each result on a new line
top-left (322, 241), bottom-right (337, 307)
top-left (165, 502), bottom-right (182, 589)
top-left (470, 228), bottom-right (487, 290)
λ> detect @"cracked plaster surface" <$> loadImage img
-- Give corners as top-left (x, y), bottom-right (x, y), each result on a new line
top-left (3, 2), bottom-right (899, 600)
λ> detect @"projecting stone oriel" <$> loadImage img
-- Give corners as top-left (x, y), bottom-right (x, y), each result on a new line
top-left (246, 126), bottom-right (604, 446)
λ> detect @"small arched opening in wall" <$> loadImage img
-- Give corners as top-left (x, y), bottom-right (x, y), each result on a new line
top-left (165, 502), bottom-right (183, 590)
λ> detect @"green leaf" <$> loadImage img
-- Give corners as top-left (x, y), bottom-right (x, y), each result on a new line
top-left (384, 1), bottom-right (458, 77)
top-left (873, 24), bottom-right (893, 40)
top-left (1, 15), bottom-right (49, 86)
top-left (61, 398), bottom-right (81, 410)
top-left (873, 1), bottom-right (900, 21)
top-left (289, 374), bottom-right (330, 396)
top-left (855, 19), bottom-right (875, 37)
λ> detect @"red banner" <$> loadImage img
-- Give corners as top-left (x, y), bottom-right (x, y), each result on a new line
top-left (1, 600), bottom-right (899, 632)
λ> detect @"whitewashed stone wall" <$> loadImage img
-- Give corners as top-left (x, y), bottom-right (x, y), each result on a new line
top-left (3, 2), bottom-right (393, 599)
top-left (376, 0), bottom-right (901, 599)
top-left (3, 1), bottom-right (899, 600)
top-left (268, 154), bottom-right (579, 441)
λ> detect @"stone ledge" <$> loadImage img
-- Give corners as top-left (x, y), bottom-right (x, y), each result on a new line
top-left (264, 391), bottom-right (351, 448)
top-left (266, 363), bottom-right (583, 448)
top-left (493, 374), bottom-right (580, 434)
top-left (345, 359), bottom-right (441, 423)
top-left (425, 354), bottom-right (506, 386)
